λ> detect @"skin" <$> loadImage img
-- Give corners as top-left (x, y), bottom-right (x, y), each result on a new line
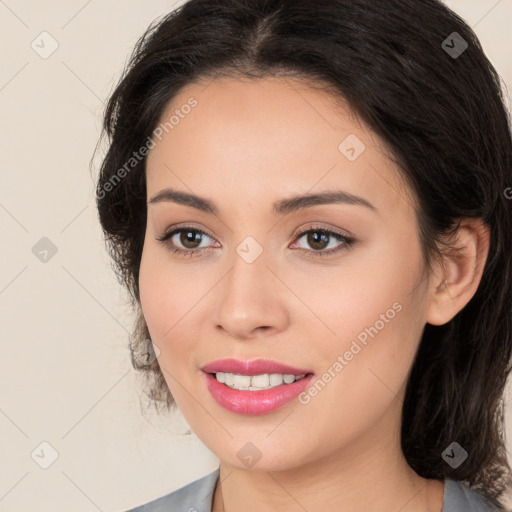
top-left (139, 76), bottom-right (490, 512)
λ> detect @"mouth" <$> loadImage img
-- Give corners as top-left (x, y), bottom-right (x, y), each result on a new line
top-left (200, 358), bottom-right (316, 415)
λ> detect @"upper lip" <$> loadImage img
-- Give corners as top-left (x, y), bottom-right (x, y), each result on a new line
top-left (201, 358), bottom-right (313, 376)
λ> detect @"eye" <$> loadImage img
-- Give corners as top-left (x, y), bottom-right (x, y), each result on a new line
top-left (155, 225), bottom-right (218, 258)
top-left (290, 225), bottom-right (355, 258)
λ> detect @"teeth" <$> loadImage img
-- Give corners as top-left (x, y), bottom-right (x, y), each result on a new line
top-left (251, 374), bottom-right (270, 387)
top-left (269, 373), bottom-right (283, 386)
top-left (215, 372), bottom-right (307, 391)
top-left (283, 374), bottom-right (295, 384)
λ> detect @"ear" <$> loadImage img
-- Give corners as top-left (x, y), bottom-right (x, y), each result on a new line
top-left (425, 218), bottom-right (490, 326)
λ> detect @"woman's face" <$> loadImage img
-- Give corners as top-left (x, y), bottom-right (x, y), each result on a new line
top-left (139, 76), bottom-right (433, 472)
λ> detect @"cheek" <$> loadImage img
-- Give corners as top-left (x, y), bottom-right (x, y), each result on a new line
top-left (293, 298), bottom-right (423, 461)
top-left (291, 258), bottom-right (420, 367)
top-left (300, 248), bottom-right (426, 413)
top-left (138, 242), bottom-right (209, 390)
top-left (138, 247), bottom-right (197, 402)
top-left (138, 242), bottom-right (194, 339)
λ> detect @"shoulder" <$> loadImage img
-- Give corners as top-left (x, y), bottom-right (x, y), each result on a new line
top-left (124, 468), bottom-right (220, 512)
top-left (442, 479), bottom-right (510, 512)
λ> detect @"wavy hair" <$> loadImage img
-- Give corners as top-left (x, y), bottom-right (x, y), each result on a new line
top-left (95, 0), bottom-right (512, 505)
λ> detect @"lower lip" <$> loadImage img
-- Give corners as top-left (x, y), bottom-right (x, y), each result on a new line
top-left (203, 372), bottom-right (315, 415)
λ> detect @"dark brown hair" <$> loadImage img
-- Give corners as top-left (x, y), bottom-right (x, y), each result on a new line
top-left (95, 0), bottom-right (512, 505)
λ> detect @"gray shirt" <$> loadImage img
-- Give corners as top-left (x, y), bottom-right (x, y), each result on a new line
top-left (125, 468), bottom-right (508, 511)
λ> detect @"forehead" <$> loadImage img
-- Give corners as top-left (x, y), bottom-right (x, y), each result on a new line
top-left (151, 76), bottom-right (366, 155)
top-left (145, 77), bottom-right (416, 218)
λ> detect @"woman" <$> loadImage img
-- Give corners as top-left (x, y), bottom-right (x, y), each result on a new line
top-left (95, 0), bottom-right (512, 510)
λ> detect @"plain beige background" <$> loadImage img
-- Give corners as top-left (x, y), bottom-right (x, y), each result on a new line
top-left (0, 1), bottom-right (511, 511)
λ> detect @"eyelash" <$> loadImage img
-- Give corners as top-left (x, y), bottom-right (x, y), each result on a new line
top-left (156, 224), bottom-right (355, 259)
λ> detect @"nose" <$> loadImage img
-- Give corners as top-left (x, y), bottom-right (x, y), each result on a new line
top-left (214, 245), bottom-right (290, 340)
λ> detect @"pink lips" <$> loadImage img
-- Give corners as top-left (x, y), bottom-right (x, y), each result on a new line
top-left (201, 358), bottom-right (315, 415)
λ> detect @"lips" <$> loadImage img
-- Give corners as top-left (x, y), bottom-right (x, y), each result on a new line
top-left (201, 358), bottom-right (316, 415)
top-left (201, 358), bottom-right (313, 376)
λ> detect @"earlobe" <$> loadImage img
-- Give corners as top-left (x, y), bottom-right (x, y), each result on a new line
top-left (425, 218), bottom-right (490, 327)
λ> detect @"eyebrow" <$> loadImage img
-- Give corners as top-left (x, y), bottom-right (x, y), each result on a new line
top-left (147, 187), bottom-right (377, 216)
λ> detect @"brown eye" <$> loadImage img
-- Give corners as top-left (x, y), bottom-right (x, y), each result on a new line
top-left (156, 226), bottom-right (217, 257)
top-left (292, 226), bottom-right (355, 258)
